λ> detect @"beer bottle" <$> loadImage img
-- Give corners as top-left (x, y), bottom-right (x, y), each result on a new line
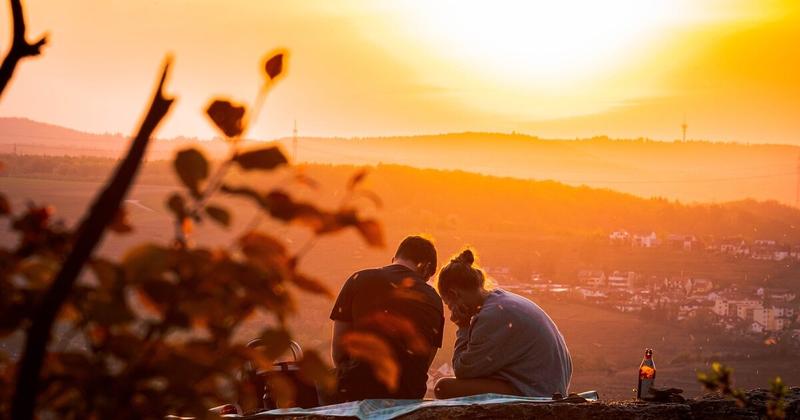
top-left (637, 348), bottom-right (656, 400)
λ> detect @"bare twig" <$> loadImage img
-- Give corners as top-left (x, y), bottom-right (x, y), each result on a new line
top-left (0, 0), bottom-right (48, 98)
top-left (11, 58), bottom-right (175, 420)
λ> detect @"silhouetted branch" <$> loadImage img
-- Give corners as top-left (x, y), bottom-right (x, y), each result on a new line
top-left (0, 0), bottom-right (48, 99)
top-left (10, 58), bottom-right (175, 420)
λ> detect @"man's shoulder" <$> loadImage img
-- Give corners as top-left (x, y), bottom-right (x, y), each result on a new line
top-left (348, 267), bottom-right (387, 282)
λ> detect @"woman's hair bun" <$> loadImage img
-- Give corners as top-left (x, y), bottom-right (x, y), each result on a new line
top-left (454, 249), bottom-right (474, 266)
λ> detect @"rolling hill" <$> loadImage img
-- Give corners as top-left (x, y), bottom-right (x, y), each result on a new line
top-left (2, 117), bottom-right (799, 204)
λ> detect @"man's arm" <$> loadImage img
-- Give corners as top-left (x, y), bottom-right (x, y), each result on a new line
top-left (330, 274), bottom-right (358, 367)
top-left (331, 320), bottom-right (352, 368)
top-left (425, 348), bottom-right (437, 370)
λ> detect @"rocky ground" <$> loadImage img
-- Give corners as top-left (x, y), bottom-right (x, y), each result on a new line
top-left (258, 388), bottom-right (800, 419)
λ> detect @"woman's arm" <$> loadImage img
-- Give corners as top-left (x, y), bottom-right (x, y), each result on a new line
top-left (331, 320), bottom-right (352, 367)
top-left (452, 309), bottom-right (516, 379)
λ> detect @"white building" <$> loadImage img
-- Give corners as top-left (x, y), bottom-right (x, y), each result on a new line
top-left (633, 232), bottom-right (659, 248)
top-left (578, 270), bottom-right (605, 287)
top-left (606, 271), bottom-right (636, 290)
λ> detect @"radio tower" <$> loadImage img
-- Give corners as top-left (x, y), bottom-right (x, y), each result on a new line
top-left (292, 120), bottom-right (298, 162)
top-left (681, 116), bottom-right (687, 142)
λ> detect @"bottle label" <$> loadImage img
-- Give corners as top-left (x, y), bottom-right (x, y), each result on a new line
top-left (639, 365), bottom-right (655, 379)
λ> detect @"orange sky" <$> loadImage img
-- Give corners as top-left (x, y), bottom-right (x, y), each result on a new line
top-left (0, 0), bottom-right (798, 143)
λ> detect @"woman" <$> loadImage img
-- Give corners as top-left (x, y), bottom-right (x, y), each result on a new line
top-left (434, 249), bottom-right (572, 399)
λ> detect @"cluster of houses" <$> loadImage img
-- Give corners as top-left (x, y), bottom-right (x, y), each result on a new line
top-left (705, 288), bottom-right (797, 334)
top-left (495, 267), bottom-right (799, 338)
top-left (608, 230), bottom-right (800, 261)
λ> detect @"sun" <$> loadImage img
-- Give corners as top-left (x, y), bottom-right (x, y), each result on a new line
top-left (388, 0), bottom-right (691, 89)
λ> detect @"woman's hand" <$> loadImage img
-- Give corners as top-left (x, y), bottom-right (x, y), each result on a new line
top-left (449, 303), bottom-right (473, 329)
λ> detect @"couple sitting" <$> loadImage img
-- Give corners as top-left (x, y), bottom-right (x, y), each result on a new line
top-left (329, 236), bottom-right (572, 402)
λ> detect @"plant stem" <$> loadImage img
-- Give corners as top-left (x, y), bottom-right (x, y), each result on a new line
top-left (10, 59), bottom-right (175, 420)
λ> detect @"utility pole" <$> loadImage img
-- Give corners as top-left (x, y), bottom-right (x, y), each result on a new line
top-left (681, 116), bottom-right (687, 142)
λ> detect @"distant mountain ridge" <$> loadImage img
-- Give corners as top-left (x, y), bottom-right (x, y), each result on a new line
top-left (1, 117), bottom-right (798, 204)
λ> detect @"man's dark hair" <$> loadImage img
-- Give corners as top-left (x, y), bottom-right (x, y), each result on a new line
top-left (394, 236), bottom-right (437, 278)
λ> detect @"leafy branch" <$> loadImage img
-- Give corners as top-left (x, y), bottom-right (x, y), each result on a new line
top-left (0, 16), bottom-right (386, 415)
top-left (697, 362), bottom-right (788, 420)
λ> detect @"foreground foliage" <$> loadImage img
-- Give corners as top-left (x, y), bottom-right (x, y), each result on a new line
top-left (0, 39), bottom-right (385, 419)
top-left (698, 361), bottom-right (788, 419)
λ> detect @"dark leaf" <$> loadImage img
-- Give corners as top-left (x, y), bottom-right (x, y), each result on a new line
top-left (234, 147), bottom-right (288, 171)
top-left (265, 373), bottom-right (296, 408)
top-left (264, 191), bottom-right (325, 229)
top-left (109, 205), bottom-right (133, 234)
top-left (166, 193), bottom-right (187, 220)
top-left (57, 303), bottom-right (81, 323)
top-left (254, 329), bottom-right (292, 360)
top-left (122, 244), bottom-right (169, 282)
top-left (238, 231), bottom-right (288, 267)
top-left (205, 205), bottom-right (231, 227)
top-left (206, 99), bottom-right (247, 139)
top-left (264, 52), bottom-right (285, 80)
top-left (19, 258), bottom-right (57, 289)
top-left (359, 312), bottom-right (430, 355)
top-left (229, 344), bottom-right (270, 370)
top-left (297, 350), bottom-right (336, 393)
top-left (347, 169), bottom-right (369, 191)
top-left (315, 210), bottom-right (357, 235)
top-left (133, 287), bottom-right (164, 318)
top-left (292, 273), bottom-right (333, 298)
top-left (139, 279), bottom-right (179, 312)
top-left (340, 332), bottom-right (399, 392)
top-left (0, 194), bottom-right (10, 215)
top-left (85, 298), bottom-right (135, 326)
top-left (356, 219), bottom-right (385, 248)
top-left (174, 148), bottom-right (209, 195)
top-left (105, 330), bottom-right (144, 360)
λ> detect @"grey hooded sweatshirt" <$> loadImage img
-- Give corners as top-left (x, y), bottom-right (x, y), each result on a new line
top-left (453, 289), bottom-right (572, 397)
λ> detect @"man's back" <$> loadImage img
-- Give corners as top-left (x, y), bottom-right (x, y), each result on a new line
top-left (330, 264), bottom-right (444, 400)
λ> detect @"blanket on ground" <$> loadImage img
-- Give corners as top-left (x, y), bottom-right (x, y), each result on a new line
top-left (246, 391), bottom-right (599, 420)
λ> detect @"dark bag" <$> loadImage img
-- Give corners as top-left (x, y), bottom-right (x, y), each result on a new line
top-left (241, 339), bottom-right (320, 411)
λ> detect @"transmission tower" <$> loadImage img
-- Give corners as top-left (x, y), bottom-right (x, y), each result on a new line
top-left (681, 116), bottom-right (687, 142)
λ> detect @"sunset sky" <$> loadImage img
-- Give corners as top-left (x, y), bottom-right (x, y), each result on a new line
top-left (1, 0), bottom-right (798, 143)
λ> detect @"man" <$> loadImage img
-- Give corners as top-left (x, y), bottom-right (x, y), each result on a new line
top-left (329, 236), bottom-right (444, 402)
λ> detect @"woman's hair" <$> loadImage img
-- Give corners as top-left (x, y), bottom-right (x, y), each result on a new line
top-left (437, 249), bottom-right (486, 296)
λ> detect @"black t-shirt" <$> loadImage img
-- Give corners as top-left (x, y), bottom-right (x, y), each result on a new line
top-left (330, 264), bottom-right (444, 400)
